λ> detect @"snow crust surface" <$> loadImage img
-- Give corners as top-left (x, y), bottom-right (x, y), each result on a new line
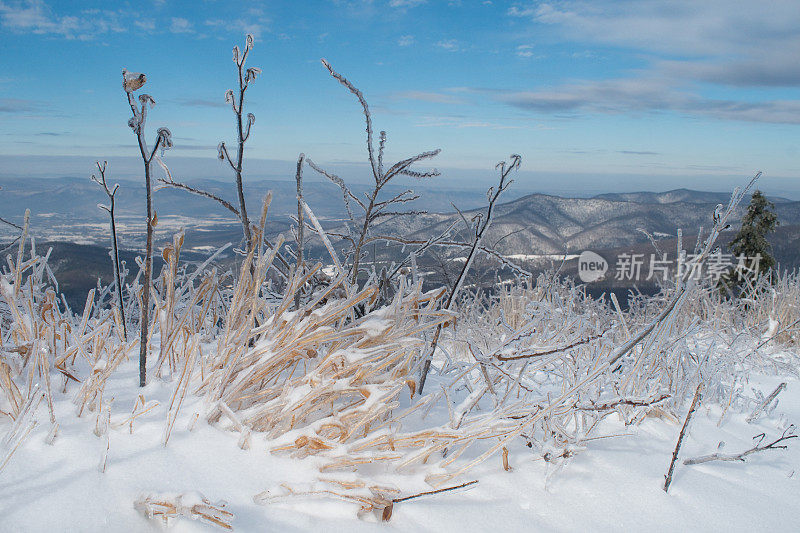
top-left (2, 356), bottom-right (798, 532)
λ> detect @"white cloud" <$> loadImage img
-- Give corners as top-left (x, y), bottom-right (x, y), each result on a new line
top-left (389, 0), bottom-right (426, 7)
top-left (435, 39), bottom-right (460, 52)
top-left (134, 18), bottom-right (155, 32)
top-left (397, 34), bottom-right (415, 46)
top-left (501, 1), bottom-right (800, 124)
top-left (0, 97), bottom-right (39, 114)
top-left (169, 17), bottom-right (193, 34)
top-left (509, 1), bottom-right (798, 56)
top-left (516, 44), bottom-right (537, 58)
top-left (0, 0), bottom-right (89, 39)
top-left (0, 1), bottom-right (195, 39)
top-left (508, 1), bottom-right (800, 88)
top-left (499, 77), bottom-right (800, 124)
top-left (204, 15), bottom-right (270, 40)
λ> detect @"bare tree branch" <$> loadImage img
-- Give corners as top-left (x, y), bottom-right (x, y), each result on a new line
top-left (91, 160), bottom-right (128, 341)
top-left (684, 425), bottom-right (797, 465)
top-left (311, 60), bottom-right (441, 289)
top-left (419, 155), bottom-right (522, 394)
top-left (576, 393), bottom-right (671, 412)
top-left (294, 153), bottom-right (305, 310)
top-left (321, 58), bottom-right (379, 183)
top-left (157, 178), bottom-right (240, 217)
top-left (122, 68), bottom-right (172, 387)
top-left (664, 383), bottom-right (703, 493)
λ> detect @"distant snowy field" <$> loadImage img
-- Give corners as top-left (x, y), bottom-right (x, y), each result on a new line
top-left (3, 352), bottom-right (797, 532)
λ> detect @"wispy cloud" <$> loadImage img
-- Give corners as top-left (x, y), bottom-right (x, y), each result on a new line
top-left (507, 0), bottom-right (800, 89)
top-left (389, 0), bottom-right (426, 8)
top-left (134, 18), bottom-right (155, 32)
top-left (618, 150), bottom-right (659, 156)
top-left (658, 56), bottom-right (800, 88)
top-left (0, 0), bottom-right (87, 39)
top-left (0, 1), bottom-right (203, 40)
top-left (0, 1), bottom-right (131, 40)
top-left (508, 1), bottom-right (800, 57)
top-left (499, 77), bottom-right (800, 124)
top-left (515, 44), bottom-right (540, 58)
top-left (0, 98), bottom-right (38, 114)
top-left (169, 17), bottom-right (193, 34)
top-left (397, 34), bottom-right (415, 46)
top-left (435, 39), bottom-right (460, 52)
top-left (204, 12), bottom-right (270, 40)
top-left (500, 1), bottom-right (800, 124)
top-left (500, 78), bottom-right (679, 113)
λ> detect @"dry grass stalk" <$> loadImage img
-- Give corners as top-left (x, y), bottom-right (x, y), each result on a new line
top-left (134, 493), bottom-right (234, 530)
top-left (255, 480), bottom-right (401, 520)
top-left (258, 478), bottom-right (478, 521)
top-left (112, 394), bottom-right (160, 434)
top-left (0, 386), bottom-right (41, 474)
top-left (98, 403), bottom-right (111, 472)
top-left (163, 333), bottom-right (198, 446)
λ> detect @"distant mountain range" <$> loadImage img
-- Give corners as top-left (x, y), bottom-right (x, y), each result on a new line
top-left (2, 177), bottom-right (797, 307)
top-left (594, 189), bottom-right (795, 205)
top-left (0, 176), bottom-right (532, 250)
top-left (0, 175), bottom-right (527, 227)
top-left (369, 188), bottom-right (800, 257)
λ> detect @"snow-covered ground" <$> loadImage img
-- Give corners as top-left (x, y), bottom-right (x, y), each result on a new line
top-left (2, 356), bottom-right (797, 532)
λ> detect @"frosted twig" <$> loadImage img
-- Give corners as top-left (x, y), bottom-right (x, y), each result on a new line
top-left (294, 153), bottom-right (306, 310)
top-left (419, 155), bottom-right (521, 394)
top-left (314, 59), bottom-right (440, 289)
top-left (122, 68), bottom-right (173, 387)
top-left (575, 393), bottom-right (670, 411)
top-left (746, 382), bottom-right (786, 423)
top-left (381, 480), bottom-right (479, 521)
top-left (683, 425), bottom-right (797, 465)
top-left (664, 383), bottom-right (702, 493)
top-left (91, 161), bottom-right (127, 341)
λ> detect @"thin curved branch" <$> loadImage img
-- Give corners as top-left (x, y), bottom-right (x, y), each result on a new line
top-left (371, 210), bottom-right (427, 221)
top-left (321, 58), bottom-right (379, 183)
top-left (399, 168), bottom-right (440, 179)
top-left (0, 216), bottom-right (22, 231)
top-left (0, 235), bottom-right (22, 254)
top-left (684, 425), bottom-right (797, 465)
top-left (383, 149), bottom-right (441, 183)
top-left (374, 189), bottom-right (419, 211)
top-left (157, 178), bottom-right (240, 217)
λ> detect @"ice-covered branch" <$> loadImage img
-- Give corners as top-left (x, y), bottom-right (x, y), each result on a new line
top-left (684, 426), bottom-right (797, 465)
top-left (321, 58), bottom-right (379, 183)
top-left (746, 382), bottom-right (786, 423)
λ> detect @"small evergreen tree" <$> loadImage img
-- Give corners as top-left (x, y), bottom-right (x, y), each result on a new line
top-left (725, 190), bottom-right (778, 288)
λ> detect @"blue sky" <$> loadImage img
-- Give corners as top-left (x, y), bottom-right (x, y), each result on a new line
top-left (1, 0), bottom-right (799, 192)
